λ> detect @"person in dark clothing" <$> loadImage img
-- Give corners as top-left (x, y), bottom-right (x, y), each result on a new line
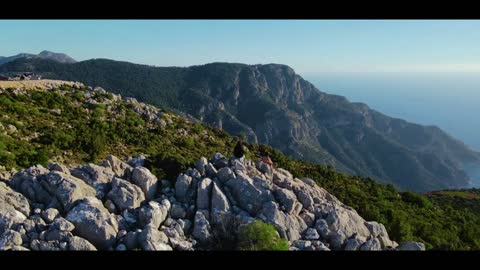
top-left (233, 139), bottom-right (245, 159)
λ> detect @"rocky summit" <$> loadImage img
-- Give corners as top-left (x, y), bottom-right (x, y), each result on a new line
top-left (0, 152), bottom-right (424, 251)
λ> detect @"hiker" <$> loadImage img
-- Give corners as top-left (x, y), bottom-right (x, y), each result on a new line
top-left (261, 155), bottom-right (274, 168)
top-left (233, 139), bottom-right (245, 162)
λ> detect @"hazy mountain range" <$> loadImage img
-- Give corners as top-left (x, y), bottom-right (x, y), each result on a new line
top-left (1, 51), bottom-right (479, 192)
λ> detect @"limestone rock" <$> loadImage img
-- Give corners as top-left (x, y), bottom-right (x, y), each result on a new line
top-left (217, 167), bottom-right (235, 183)
top-left (195, 157), bottom-right (208, 176)
top-left (397, 241), bottom-right (426, 251)
top-left (105, 155), bottom-right (133, 178)
top-left (175, 173), bottom-right (192, 203)
top-left (71, 163), bottom-right (115, 199)
top-left (41, 208), bottom-right (60, 224)
top-left (138, 225), bottom-right (171, 251)
top-left (192, 211), bottom-right (211, 244)
top-left (131, 167), bottom-right (158, 200)
top-left (196, 178), bottom-right (213, 210)
top-left (225, 172), bottom-right (274, 216)
top-left (66, 197), bottom-right (119, 249)
top-left (273, 188), bottom-right (298, 214)
top-left (0, 230), bottom-right (22, 250)
top-left (139, 200), bottom-right (170, 229)
top-left (107, 177), bottom-right (146, 211)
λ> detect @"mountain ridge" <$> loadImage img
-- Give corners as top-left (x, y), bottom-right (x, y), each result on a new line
top-left (0, 51), bottom-right (76, 65)
top-left (1, 57), bottom-right (479, 192)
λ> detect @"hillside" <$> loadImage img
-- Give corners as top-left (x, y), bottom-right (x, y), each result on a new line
top-left (1, 83), bottom-right (480, 250)
top-left (1, 58), bottom-right (479, 192)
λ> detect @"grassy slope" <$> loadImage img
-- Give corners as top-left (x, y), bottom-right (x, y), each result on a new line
top-left (1, 84), bottom-right (480, 250)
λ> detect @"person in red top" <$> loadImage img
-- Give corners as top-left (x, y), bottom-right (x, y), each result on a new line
top-left (262, 155), bottom-right (274, 168)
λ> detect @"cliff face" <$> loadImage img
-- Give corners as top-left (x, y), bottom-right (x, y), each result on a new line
top-left (178, 63), bottom-right (480, 192)
top-left (2, 59), bottom-right (479, 192)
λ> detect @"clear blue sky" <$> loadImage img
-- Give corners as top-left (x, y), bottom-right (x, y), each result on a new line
top-left (1, 20), bottom-right (480, 74)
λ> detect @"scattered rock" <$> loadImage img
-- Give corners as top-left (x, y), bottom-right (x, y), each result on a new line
top-left (304, 228), bottom-right (320, 240)
top-left (41, 208), bottom-right (60, 223)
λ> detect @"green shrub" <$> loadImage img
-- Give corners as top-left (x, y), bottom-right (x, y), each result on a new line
top-left (237, 221), bottom-right (289, 251)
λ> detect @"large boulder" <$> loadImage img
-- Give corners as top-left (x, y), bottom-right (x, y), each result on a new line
top-left (138, 225), bottom-right (171, 251)
top-left (273, 187), bottom-right (299, 214)
top-left (211, 183), bottom-right (230, 212)
top-left (170, 203), bottom-right (187, 219)
top-left (257, 201), bottom-right (308, 242)
top-left (210, 182), bottom-right (231, 225)
top-left (66, 197), bottom-right (119, 250)
top-left (192, 211), bottom-right (211, 244)
top-left (205, 163), bottom-right (218, 178)
top-left (107, 177), bottom-right (146, 211)
top-left (8, 169), bottom-right (96, 214)
top-left (225, 172), bottom-right (274, 216)
top-left (256, 161), bottom-right (273, 179)
top-left (324, 207), bottom-right (371, 241)
top-left (8, 165), bottom-right (51, 206)
top-left (127, 154), bottom-right (146, 168)
top-left (365, 221), bottom-right (397, 248)
top-left (217, 167), bottom-right (235, 183)
top-left (71, 163), bottom-right (115, 199)
top-left (131, 167), bottom-right (158, 200)
top-left (397, 241), bottom-right (426, 251)
top-left (38, 171), bottom-right (98, 213)
top-left (68, 236), bottom-right (97, 251)
top-left (196, 178), bottom-right (213, 210)
top-left (104, 155), bottom-right (133, 179)
top-left (41, 208), bottom-right (60, 224)
top-left (360, 238), bottom-right (382, 251)
top-left (138, 200), bottom-right (170, 229)
top-left (0, 182), bottom-right (30, 217)
top-left (195, 157), bottom-right (208, 176)
top-left (0, 230), bottom-right (22, 250)
top-left (175, 173), bottom-right (192, 203)
top-left (344, 237), bottom-right (363, 251)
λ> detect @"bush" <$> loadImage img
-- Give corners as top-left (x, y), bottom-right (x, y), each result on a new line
top-left (237, 221), bottom-right (289, 251)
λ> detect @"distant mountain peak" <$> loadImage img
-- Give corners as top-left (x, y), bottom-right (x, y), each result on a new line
top-left (37, 50), bottom-right (77, 63)
top-left (0, 50), bottom-right (76, 65)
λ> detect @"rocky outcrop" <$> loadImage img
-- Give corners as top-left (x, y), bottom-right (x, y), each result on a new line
top-left (107, 177), bottom-right (146, 211)
top-left (0, 153), bottom-right (425, 251)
